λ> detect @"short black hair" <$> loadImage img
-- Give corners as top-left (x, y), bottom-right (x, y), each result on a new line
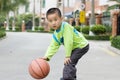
top-left (46, 8), bottom-right (62, 18)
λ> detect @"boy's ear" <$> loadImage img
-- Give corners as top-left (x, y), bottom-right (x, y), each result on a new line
top-left (61, 17), bottom-right (64, 20)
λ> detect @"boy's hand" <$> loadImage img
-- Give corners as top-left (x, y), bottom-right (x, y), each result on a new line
top-left (64, 57), bottom-right (71, 65)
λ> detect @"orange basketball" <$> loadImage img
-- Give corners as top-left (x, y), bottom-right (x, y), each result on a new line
top-left (28, 58), bottom-right (50, 79)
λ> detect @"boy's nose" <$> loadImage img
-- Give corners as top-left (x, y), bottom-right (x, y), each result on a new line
top-left (52, 21), bottom-right (56, 25)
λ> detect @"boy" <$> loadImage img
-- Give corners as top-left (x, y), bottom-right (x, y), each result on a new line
top-left (42, 8), bottom-right (89, 80)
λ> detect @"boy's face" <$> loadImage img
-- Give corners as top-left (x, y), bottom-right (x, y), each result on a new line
top-left (47, 13), bottom-right (62, 30)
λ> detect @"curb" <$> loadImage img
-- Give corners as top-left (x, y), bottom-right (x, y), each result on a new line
top-left (108, 46), bottom-right (120, 55)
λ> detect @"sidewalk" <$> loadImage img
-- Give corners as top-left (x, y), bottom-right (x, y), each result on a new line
top-left (89, 40), bottom-right (120, 55)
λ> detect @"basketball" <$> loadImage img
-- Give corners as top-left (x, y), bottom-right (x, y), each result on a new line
top-left (28, 58), bottom-right (50, 79)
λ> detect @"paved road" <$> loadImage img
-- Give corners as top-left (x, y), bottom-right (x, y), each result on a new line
top-left (0, 32), bottom-right (120, 80)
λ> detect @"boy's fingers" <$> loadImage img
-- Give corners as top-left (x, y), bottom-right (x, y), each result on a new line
top-left (40, 57), bottom-right (47, 60)
top-left (64, 59), bottom-right (71, 65)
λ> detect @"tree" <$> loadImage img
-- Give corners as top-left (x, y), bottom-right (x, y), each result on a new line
top-left (109, 0), bottom-right (120, 3)
top-left (108, 0), bottom-right (120, 11)
top-left (0, 0), bottom-right (29, 30)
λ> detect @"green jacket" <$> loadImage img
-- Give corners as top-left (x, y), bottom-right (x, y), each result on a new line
top-left (45, 22), bottom-right (88, 60)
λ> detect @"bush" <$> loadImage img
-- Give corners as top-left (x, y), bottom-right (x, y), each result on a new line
top-left (35, 27), bottom-right (39, 31)
top-left (50, 28), bottom-right (54, 32)
top-left (91, 25), bottom-right (106, 35)
top-left (0, 30), bottom-right (6, 38)
top-left (0, 15), bottom-right (6, 27)
top-left (111, 36), bottom-right (120, 49)
top-left (84, 35), bottom-right (110, 40)
top-left (38, 27), bottom-right (44, 31)
top-left (15, 13), bottom-right (38, 27)
top-left (0, 26), bottom-right (5, 31)
top-left (74, 26), bottom-right (80, 32)
top-left (15, 26), bottom-right (21, 31)
top-left (105, 26), bottom-right (112, 34)
top-left (81, 26), bottom-right (89, 34)
top-left (9, 26), bottom-right (12, 31)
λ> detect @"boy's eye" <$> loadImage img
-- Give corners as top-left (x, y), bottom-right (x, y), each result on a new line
top-left (48, 18), bottom-right (57, 23)
top-left (48, 20), bottom-right (52, 23)
top-left (54, 19), bottom-right (57, 21)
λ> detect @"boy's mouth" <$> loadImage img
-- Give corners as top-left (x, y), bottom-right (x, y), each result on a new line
top-left (53, 26), bottom-right (56, 28)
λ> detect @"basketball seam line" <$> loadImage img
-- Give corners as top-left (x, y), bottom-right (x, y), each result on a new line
top-left (30, 64), bottom-right (41, 78)
top-left (44, 60), bottom-right (49, 75)
top-left (35, 59), bottom-right (46, 77)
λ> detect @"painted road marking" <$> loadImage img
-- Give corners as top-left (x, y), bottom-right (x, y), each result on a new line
top-left (101, 48), bottom-right (118, 56)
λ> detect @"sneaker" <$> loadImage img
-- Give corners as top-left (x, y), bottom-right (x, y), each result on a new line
top-left (60, 78), bottom-right (64, 80)
top-left (60, 78), bottom-right (76, 80)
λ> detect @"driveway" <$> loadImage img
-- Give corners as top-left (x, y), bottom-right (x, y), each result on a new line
top-left (0, 32), bottom-right (120, 80)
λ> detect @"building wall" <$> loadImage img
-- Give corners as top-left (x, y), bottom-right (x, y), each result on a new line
top-left (85, 0), bottom-right (108, 14)
top-left (9, 0), bottom-right (109, 16)
top-left (17, 0), bottom-right (76, 15)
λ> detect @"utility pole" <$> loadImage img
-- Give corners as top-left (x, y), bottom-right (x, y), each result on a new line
top-left (80, 0), bottom-right (86, 33)
top-left (90, 0), bottom-right (95, 25)
top-left (57, 0), bottom-right (64, 16)
top-left (67, 0), bottom-right (69, 7)
top-left (32, 0), bottom-right (35, 31)
top-left (89, 0), bottom-right (95, 35)
top-left (62, 0), bottom-right (64, 16)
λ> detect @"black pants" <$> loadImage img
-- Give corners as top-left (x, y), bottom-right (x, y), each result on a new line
top-left (63, 44), bottom-right (89, 80)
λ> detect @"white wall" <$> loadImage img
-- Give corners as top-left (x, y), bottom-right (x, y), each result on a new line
top-left (16, 0), bottom-right (57, 14)
top-left (99, 0), bottom-right (108, 6)
top-left (64, 0), bottom-right (75, 7)
top-left (17, 0), bottom-right (76, 15)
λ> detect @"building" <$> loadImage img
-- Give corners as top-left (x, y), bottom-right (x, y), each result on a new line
top-left (16, 0), bottom-right (76, 16)
top-left (86, 0), bottom-right (108, 14)
top-left (11, 0), bottom-right (120, 35)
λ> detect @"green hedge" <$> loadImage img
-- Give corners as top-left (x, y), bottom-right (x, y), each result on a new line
top-left (0, 26), bottom-right (5, 31)
top-left (38, 27), bottom-right (44, 31)
top-left (81, 26), bottom-right (89, 34)
top-left (75, 25), bottom-right (107, 35)
top-left (15, 26), bottom-right (21, 31)
top-left (0, 30), bottom-right (6, 38)
top-left (9, 26), bottom-right (21, 32)
top-left (111, 36), bottom-right (120, 49)
top-left (91, 25), bottom-right (106, 35)
top-left (84, 35), bottom-right (110, 40)
top-left (74, 26), bottom-right (80, 32)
